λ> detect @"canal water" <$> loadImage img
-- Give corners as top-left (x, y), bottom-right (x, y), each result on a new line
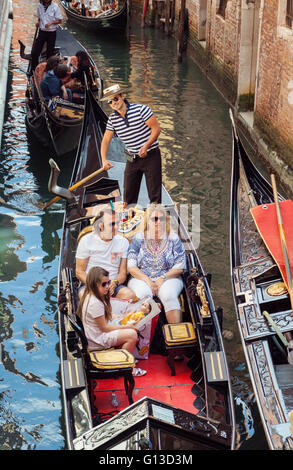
top-left (0, 0), bottom-right (268, 450)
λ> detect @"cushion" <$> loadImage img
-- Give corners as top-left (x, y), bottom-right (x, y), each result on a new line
top-left (35, 62), bottom-right (47, 84)
top-left (77, 225), bottom-right (94, 244)
top-left (162, 322), bottom-right (197, 347)
top-left (89, 348), bottom-right (135, 370)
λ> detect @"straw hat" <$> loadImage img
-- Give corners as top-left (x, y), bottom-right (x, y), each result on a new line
top-left (100, 84), bottom-right (126, 101)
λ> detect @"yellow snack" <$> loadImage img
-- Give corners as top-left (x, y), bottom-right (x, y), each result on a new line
top-left (121, 311), bottom-right (145, 325)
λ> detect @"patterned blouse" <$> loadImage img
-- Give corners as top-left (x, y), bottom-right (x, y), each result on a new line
top-left (127, 232), bottom-right (186, 280)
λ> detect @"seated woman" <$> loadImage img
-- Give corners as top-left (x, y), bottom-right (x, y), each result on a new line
top-left (69, 50), bottom-right (94, 88)
top-left (77, 266), bottom-right (138, 352)
top-left (127, 204), bottom-right (186, 324)
top-left (89, 0), bottom-right (103, 16)
top-left (40, 64), bottom-right (73, 102)
top-left (35, 55), bottom-right (60, 84)
top-left (82, 0), bottom-right (91, 15)
top-left (77, 266), bottom-right (146, 376)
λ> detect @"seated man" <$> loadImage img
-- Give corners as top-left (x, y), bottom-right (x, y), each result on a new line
top-left (40, 64), bottom-right (72, 102)
top-left (76, 208), bottom-right (135, 300)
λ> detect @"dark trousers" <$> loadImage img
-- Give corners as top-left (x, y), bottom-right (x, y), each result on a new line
top-left (123, 147), bottom-right (162, 205)
top-left (31, 30), bottom-right (57, 71)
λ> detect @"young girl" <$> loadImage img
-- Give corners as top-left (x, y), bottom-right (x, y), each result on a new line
top-left (77, 266), bottom-right (139, 355)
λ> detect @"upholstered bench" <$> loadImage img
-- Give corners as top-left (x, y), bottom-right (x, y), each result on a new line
top-left (162, 322), bottom-right (197, 376)
top-left (89, 348), bottom-right (136, 405)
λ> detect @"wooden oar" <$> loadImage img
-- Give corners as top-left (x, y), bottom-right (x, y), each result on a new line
top-left (43, 165), bottom-right (106, 209)
top-left (262, 310), bottom-right (289, 347)
top-left (270, 174), bottom-right (293, 312)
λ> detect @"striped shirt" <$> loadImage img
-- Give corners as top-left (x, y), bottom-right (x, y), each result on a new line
top-left (106, 101), bottom-right (159, 153)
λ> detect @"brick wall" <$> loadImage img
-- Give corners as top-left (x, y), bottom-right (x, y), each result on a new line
top-left (254, 0), bottom-right (293, 160)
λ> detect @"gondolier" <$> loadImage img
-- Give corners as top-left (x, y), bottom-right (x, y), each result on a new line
top-left (31, 0), bottom-right (63, 72)
top-left (100, 84), bottom-right (162, 205)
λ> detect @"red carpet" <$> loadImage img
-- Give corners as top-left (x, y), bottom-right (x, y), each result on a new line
top-left (92, 354), bottom-right (199, 416)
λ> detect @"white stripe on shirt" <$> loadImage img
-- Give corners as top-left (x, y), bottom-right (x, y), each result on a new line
top-left (106, 103), bottom-right (159, 153)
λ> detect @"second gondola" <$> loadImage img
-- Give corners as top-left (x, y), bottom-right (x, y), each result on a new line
top-left (21, 26), bottom-right (102, 157)
top-left (230, 111), bottom-right (293, 450)
top-left (60, 0), bottom-right (128, 32)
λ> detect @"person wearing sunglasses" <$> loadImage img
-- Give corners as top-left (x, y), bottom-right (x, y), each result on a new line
top-left (100, 84), bottom-right (162, 206)
top-left (76, 208), bottom-right (135, 301)
top-left (77, 266), bottom-right (140, 354)
top-left (127, 204), bottom-right (186, 324)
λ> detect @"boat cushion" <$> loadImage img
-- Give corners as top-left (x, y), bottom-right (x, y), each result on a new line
top-left (89, 348), bottom-right (135, 370)
top-left (162, 322), bottom-right (197, 347)
top-left (35, 62), bottom-right (47, 84)
top-left (77, 225), bottom-right (94, 244)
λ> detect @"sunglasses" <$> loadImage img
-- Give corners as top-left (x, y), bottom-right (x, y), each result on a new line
top-left (107, 96), bottom-right (120, 105)
top-left (101, 280), bottom-right (111, 287)
top-left (150, 216), bottom-right (165, 222)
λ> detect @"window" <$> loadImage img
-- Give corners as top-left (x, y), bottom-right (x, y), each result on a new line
top-left (217, 0), bottom-right (228, 18)
top-left (286, 0), bottom-right (293, 28)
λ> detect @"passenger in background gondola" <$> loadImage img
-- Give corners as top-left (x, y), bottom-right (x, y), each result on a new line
top-left (89, 0), bottom-right (103, 16)
top-left (70, 50), bottom-right (93, 87)
top-left (31, 0), bottom-right (63, 72)
top-left (34, 54), bottom-right (59, 85)
top-left (81, 0), bottom-right (91, 16)
top-left (40, 64), bottom-right (73, 102)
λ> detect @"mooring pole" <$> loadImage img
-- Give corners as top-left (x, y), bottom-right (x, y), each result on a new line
top-left (178, 0), bottom-right (186, 62)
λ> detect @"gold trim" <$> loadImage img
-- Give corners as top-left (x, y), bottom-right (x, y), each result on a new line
top-left (210, 353), bottom-right (216, 379)
top-left (68, 361), bottom-right (73, 387)
top-left (217, 352), bottom-right (223, 379)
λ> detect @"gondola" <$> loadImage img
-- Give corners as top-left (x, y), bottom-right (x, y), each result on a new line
top-left (60, 0), bottom-right (128, 32)
top-left (229, 111), bottom-right (293, 450)
top-left (48, 86), bottom-right (236, 450)
top-left (21, 26), bottom-right (102, 157)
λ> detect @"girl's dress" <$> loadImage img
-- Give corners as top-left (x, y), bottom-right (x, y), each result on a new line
top-left (82, 294), bottom-right (118, 350)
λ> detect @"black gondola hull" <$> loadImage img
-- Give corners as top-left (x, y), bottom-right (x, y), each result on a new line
top-left (54, 90), bottom-right (236, 450)
top-left (60, 1), bottom-right (128, 31)
top-left (229, 111), bottom-right (293, 450)
top-left (25, 27), bottom-right (102, 157)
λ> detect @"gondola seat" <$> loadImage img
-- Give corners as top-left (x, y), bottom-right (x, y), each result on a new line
top-left (162, 322), bottom-right (197, 376)
top-left (88, 348), bottom-right (136, 406)
top-left (66, 313), bottom-right (136, 405)
top-left (35, 62), bottom-right (47, 84)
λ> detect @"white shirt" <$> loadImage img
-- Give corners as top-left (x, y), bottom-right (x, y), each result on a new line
top-left (82, 294), bottom-right (104, 350)
top-left (76, 232), bottom-right (129, 280)
top-left (90, 0), bottom-right (103, 10)
top-left (37, 2), bottom-right (63, 32)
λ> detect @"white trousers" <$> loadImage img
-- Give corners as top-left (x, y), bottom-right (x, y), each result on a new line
top-left (127, 277), bottom-right (183, 312)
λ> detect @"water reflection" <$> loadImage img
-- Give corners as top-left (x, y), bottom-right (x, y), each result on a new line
top-left (0, 214), bottom-right (26, 280)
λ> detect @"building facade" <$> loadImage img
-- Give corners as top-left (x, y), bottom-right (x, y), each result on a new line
top-left (135, 0), bottom-right (293, 183)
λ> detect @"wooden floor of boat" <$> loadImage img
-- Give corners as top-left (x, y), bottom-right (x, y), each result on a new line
top-left (92, 354), bottom-right (201, 415)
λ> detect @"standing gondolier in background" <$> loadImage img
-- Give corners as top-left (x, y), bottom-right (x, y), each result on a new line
top-left (100, 84), bottom-right (162, 206)
top-left (31, 0), bottom-right (63, 72)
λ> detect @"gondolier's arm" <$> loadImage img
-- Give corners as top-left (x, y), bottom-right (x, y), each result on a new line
top-left (101, 129), bottom-right (114, 170)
